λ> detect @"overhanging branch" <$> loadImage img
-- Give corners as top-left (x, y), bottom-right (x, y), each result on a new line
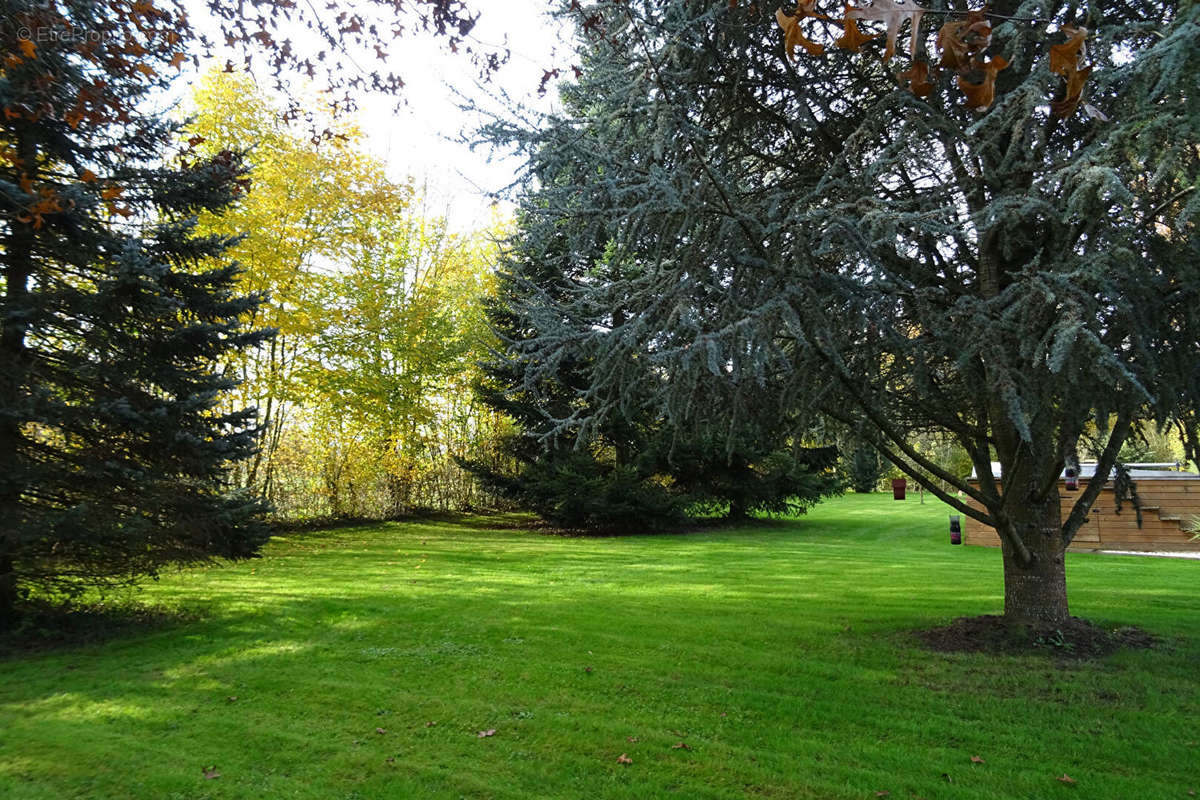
top-left (1061, 412), bottom-right (1134, 546)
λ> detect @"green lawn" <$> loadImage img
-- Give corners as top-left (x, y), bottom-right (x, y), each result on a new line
top-left (1, 494), bottom-right (1197, 799)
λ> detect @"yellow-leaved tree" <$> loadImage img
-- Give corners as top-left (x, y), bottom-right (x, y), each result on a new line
top-left (187, 69), bottom-right (503, 519)
top-left (307, 200), bottom-right (505, 515)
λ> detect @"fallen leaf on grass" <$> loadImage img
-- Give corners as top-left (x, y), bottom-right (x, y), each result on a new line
top-left (227, 696), bottom-right (238, 702)
top-left (617, 753), bottom-right (633, 765)
top-left (376, 727), bottom-right (387, 735)
top-left (386, 756), bottom-right (395, 764)
top-left (477, 729), bottom-right (496, 738)
top-left (672, 742), bottom-right (692, 750)
top-left (202, 767), bottom-right (221, 780)
top-left (875, 792), bottom-right (890, 798)
top-left (425, 721), bottom-right (437, 727)
top-left (627, 736), bottom-right (639, 743)
top-left (970, 755), bottom-right (985, 764)
top-left (584, 666), bottom-right (593, 673)
top-left (1057, 774), bottom-right (1077, 785)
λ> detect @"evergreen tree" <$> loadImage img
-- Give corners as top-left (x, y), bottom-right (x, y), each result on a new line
top-left (485, 0), bottom-right (1199, 624)
top-left (468, 182), bottom-right (841, 527)
top-left (467, 208), bottom-right (689, 528)
top-left (0, 0), bottom-right (272, 625)
top-left (646, 432), bottom-right (841, 519)
top-left (848, 445), bottom-right (884, 494)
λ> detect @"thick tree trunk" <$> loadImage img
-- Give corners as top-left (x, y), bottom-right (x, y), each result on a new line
top-left (999, 492), bottom-right (1069, 627)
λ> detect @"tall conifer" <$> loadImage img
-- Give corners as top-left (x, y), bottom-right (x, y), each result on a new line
top-left (1, 0), bottom-right (271, 623)
top-left (487, 0), bottom-right (1199, 623)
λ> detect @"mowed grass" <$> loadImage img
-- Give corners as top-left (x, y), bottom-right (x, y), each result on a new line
top-left (1, 494), bottom-right (1198, 800)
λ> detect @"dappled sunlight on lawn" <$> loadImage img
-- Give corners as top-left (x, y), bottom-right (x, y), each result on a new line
top-left (1, 494), bottom-right (1197, 800)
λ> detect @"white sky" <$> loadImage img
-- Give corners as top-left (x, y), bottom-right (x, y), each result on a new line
top-left (182, 0), bottom-right (575, 231)
top-left (360, 1), bottom-right (573, 228)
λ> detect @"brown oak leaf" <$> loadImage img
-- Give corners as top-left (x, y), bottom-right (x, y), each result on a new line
top-left (970, 755), bottom-right (985, 764)
top-left (617, 753), bottom-right (633, 765)
top-left (845, 0), bottom-right (928, 62)
top-left (776, 4), bottom-right (826, 59)
top-left (1056, 773), bottom-right (1077, 785)
top-left (834, 7), bottom-right (882, 52)
top-left (897, 59), bottom-right (934, 97)
top-left (935, 8), bottom-right (991, 71)
top-left (1048, 25), bottom-right (1091, 118)
top-left (957, 55), bottom-right (1008, 110)
top-left (1048, 25), bottom-right (1087, 75)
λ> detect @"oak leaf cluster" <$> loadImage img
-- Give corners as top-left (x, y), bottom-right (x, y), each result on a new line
top-left (774, 2), bottom-right (1092, 115)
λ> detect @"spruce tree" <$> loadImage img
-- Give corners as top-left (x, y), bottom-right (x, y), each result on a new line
top-left (848, 445), bottom-right (884, 493)
top-left (0, 0), bottom-right (272, 624)
top-left (469, 170), bottom-right (841, 526)
top-left (467, 206), bottom-right (689, 528)
top-left (487, 0), bottom-right (1199, 624)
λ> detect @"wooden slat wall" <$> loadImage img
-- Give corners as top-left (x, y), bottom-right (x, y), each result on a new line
top-left (963, 478), bottom-right (1200, 551)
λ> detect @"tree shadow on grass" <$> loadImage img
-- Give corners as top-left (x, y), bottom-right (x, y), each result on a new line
top-left (0, 597), bottom-right (203, 658)
top-left (914, 614), bottom-right (1159, 659)
top-left (0, 523), bottom-right (1196, 800)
